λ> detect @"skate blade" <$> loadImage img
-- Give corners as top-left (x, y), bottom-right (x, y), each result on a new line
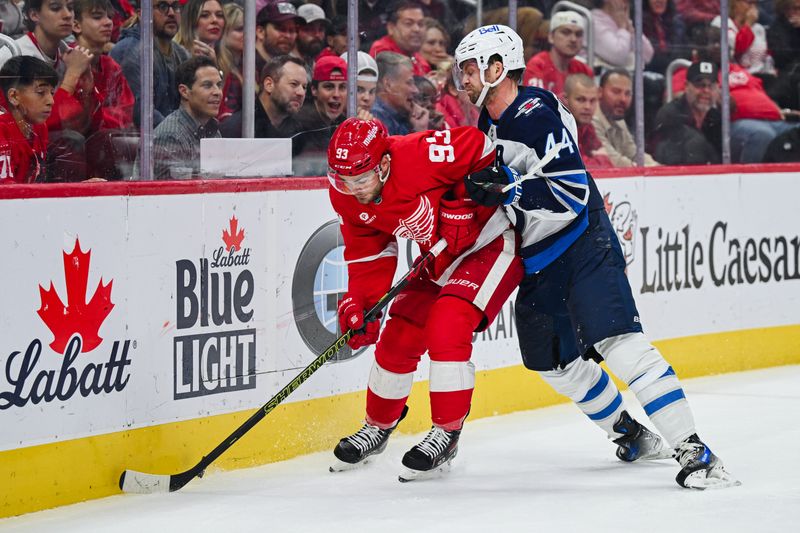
top-left (682, 466), bottom-right (742, 490)
top-left (329, 456), bottom-right (375, 473)
top-left (398, 460), bottom-right (453, 483)
top-left (639, 447), bottom-right (677, 461)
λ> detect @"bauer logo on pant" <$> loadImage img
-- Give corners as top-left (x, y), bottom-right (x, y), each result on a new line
top-left (173, 215), bottom-right (257, 400)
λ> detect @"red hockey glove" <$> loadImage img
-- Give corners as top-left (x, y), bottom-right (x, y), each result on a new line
top-left (338, 294), bottom-right (381, 349)
top-left (438, 197), bottom-right (480, 255)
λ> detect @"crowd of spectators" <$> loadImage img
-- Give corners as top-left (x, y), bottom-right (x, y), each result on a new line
top-left (2, 0), bottom-right (800, 183)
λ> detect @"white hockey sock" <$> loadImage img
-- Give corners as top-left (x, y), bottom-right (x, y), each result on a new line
top-left (597, 332), bottom-right (696, 447)
top-left (539, 357), bottom-right (625, 439)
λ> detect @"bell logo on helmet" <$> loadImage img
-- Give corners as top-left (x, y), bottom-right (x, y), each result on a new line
top-left (478, 25), bottom-right (500, 34)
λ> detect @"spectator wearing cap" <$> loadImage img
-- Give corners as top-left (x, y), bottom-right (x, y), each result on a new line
top-left (255, 0), bottom-right (303, 79)
top-left (150, 55), bottom-right (222, 180)
top-left (110, 0), bottom-right (191, 127)
top-left (341, 51), bottom-right (379, 120)
top-left (220, 55), bottom-right (307, 153)
top-left (651, 60), bottom-right (722, 165)
top-left (371, 51), bottom-right (427, 135)
top-left (369, 0), bottom-right (431, 76)
top-left (673, 27), bottom-right (795, 162)
top-left (592, 0), bottom-right (654, 70)
top-left (523, 11), bottom-right (593, 99)
top-left (593, 68), bottom-right (658, 166)
top-left (294, 55), bottom-right (347, 172)
top-left (295, 4), bottom-right (329, 65)
top-left (564, 73), bottom-right (614, 169)
top-left (316, 15), bottom-right (348, 60)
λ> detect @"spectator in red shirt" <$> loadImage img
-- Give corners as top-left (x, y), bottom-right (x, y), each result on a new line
top-left (369, 0), bottom-right (431, 76)
top-left (70, 0), bottom-right (136, 180)
top-left (563, 73), bottom-right (614, 169)
top-left (436, 75), bottom-right (479, 128)
top-left (0, 56), bottom-right (57, 184)
top-left (523, 10), bottom-right (593, 99)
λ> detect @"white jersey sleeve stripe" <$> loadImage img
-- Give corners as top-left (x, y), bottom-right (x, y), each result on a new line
top-left (346, 241), bottom-right (399, 264)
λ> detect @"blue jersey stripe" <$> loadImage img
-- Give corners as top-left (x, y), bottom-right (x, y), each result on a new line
top-left (521, 208), bottom-right (588, 273)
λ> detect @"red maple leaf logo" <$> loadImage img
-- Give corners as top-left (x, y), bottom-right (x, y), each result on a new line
top-left (222, 215), bottom-right (245, 252)
top-left (37, 238), bottom-right (114, 354)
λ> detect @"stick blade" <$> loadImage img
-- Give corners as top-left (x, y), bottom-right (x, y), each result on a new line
top-left (119, 469), bottom-right (171, 494)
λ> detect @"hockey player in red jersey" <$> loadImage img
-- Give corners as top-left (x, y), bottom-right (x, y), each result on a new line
top-left (327, 117), bottom-right (523, 481)
top-left (0, 56), bottom-right (56, 184)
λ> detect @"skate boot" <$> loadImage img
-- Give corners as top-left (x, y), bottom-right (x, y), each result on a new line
top-left (612, 410), bottom-right (674, 462)
top-left (675, 434), bottom-right (741, 489)
top-left (330, 406), bottom-right (408, 472)
top-left (398, 426), bottom-right (461, 482)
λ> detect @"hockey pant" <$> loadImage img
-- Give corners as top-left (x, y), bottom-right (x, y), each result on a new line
top-left (365, 230), bottom-right (522, 431)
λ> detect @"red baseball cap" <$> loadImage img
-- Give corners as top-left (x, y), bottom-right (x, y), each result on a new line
top-left (313, 56), bottom-right (348, 82)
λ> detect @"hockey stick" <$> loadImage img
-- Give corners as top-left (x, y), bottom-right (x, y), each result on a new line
top-left (469, 142), bottom-right (565, 195)
top-left (119, 239), bottom-right (448, 494)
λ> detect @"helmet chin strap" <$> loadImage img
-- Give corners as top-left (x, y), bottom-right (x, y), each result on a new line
top-left (475, 66), bottom-right (509, 107)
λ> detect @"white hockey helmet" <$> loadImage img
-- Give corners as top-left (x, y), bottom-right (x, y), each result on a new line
top-left (453, 24), bottom-right (525, 106)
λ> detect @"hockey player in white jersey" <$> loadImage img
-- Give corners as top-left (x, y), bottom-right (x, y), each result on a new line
top-left (452, 25), bottom-right (739, 489)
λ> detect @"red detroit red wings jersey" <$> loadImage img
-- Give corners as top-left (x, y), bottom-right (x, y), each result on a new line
top-left (330, 127), bottom-right (496, 304)
top-left (0, 104), bottom-right (48, 184)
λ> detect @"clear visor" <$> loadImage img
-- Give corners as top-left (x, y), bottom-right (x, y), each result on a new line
top-left (327, 165), bottom-right (380, 195)
top-left (451, 62), bottom-right (467, 91)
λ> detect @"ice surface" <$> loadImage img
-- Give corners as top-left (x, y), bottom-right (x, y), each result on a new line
top-left (2, 366), bottom-right (799, 533)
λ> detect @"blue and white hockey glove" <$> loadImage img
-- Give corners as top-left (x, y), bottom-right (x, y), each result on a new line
top-left (465, 166), bottom-right (522, 206)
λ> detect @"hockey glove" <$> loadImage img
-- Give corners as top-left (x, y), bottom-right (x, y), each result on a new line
top-left (438, 197), bottom-right (480, 255)
top-left (338, 294), bottom-right (381, 349)
top-left (465, 166), bottom-right (522, 206)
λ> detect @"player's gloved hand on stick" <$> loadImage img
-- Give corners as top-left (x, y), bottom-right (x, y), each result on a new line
top-left (465, 165), bottom-right (521, 206)
top-left (438, 196), bottom-right (480, 255)
top-left (338, 294), bottom-right (381, 349)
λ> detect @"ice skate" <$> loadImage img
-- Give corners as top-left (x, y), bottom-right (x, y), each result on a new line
top-left (674, 434), bottom-right (741, 489)
top-left (612, 410), bottom-right (675, 462)
top-left (329, 406), bottom-right (408, 473)
top-left (398, 426), bottom-right (461, 482)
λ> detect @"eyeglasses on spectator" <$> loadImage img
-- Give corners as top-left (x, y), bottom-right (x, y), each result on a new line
top-left (155, 1), bottom-right (182, 15)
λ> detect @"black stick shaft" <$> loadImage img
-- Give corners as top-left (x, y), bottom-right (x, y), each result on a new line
top-left (168, 240), bottom-right (446, 491)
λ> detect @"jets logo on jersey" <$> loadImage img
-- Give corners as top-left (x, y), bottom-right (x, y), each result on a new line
top-left (392, 195), bottom-right (434, 245)
top-left (515, 98), bottom-right (542, 118)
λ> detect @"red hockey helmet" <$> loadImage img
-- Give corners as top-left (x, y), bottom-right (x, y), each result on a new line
top-left (327, 118), bottom-right (389, 179)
